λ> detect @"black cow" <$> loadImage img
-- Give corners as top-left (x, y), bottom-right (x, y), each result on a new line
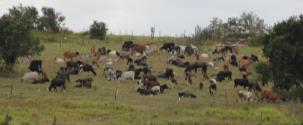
top-left (184, 46), bottom-right (195, 56)
top-left (216, 70), bottom-right (232, 82)
top-left (98, 47), bottom-right (107, 55)
top-left (122, 41), bottom-right (135, 51)
top-left (234, 78), bottom-right (252, 90)
top-left (160, 42), bottom-right (175, 52)
top-left (79, 63), bottom-right (97, 75)
top-left (49, 77), bottom-right (66, 92)
top-left (178, 92), bottom-right (197, 99)
top-left (184, 62), bottom-right (208, 78)
top-left (75, 78), bottom-right (93, 88)
top-left (230, 54), bottom-right (238, 67)
top-left (158, 68), bottom-right (174, 79)
top-left (29, 60), bottom-right (42, 72)
top-left (250, 54), bottom-right (259, 62)
top-left (127, 56), bottom-right (133, 65)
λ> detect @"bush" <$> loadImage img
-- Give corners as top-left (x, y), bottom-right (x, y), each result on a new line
top-left (89, 20), bottom-right (108, 40)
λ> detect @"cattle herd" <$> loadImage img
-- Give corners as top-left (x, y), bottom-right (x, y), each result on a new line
top-left (21, 41), bottom-right (286, 103)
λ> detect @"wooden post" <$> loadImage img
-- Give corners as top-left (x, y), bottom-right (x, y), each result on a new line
top-left (52, 115), bottom-right (57, 125)
top-left (225, 91), bottom-right (228, 106)
top-left (10, 84), bottom-right (13, 95)
top-left (114, 87), bottom-right (119, 101)
top-left (260, 112), bottom-right (263, 125)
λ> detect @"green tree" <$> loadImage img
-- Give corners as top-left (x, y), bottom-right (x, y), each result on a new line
top-left (37, 7), bottom-right (65, 33)
top-left (89, 20), bottom-right (108, 40)
top-left (262, 15), bottom-right (303, 91)
top-left (8, 4), bottom-right (38, 29)
top-left (0, 10), bottom-right (44, 72)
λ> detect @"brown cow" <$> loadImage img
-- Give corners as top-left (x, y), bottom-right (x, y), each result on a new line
top-left (132, 44), bottom-right (146, 54)
top-left (63, 51), bottom-right (79, 61)
top-left (260, 90), bottom-right (286, 102)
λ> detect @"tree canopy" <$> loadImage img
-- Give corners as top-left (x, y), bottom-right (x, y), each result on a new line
top-left (89, 20), bottom-right (108, 40)
top-left (262, 15), bottom-right (303, 91)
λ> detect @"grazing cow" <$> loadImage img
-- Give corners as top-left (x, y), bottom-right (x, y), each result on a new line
top-left (238, 90), bottom-right (257, 102)
top-left (134, 56), bottom-right (148, 66)
top-left (132, 44), bottom-right (146, 54)
top-left (79, 63), bottom-right (97, 76)
top-left (216, 70), bottom-right (232, 82)
top-left (103, 67), bottom-right (116, 81)
top-left (56, 67), bottom-right (71, 82)
top-left (29, 60), bottom-right (42, 72)
top-left (75, 78), bottom-right (94, 88)
top-left (209, 79), bottom-right (217, 95)
top-left (116, 70), bottom-right (135, 81)
top-left (144, 44), bottom-right (159, 55)
top-left (122, 41), bottom-right (135, 51)
top-left (158, 68), bottom-right (174, 79)
top-left (185, 62), bottom-right (209, 79)
top-left (21, 72), bottom-right (40, 82)
top-left (212, 44), bottom-right (233, 55)
top-left (160, 42), bottom-right (175, 52)
top-left (49, 77), bottom-right (66, 92)
top-left (234, 78), bottom-right (252, 90)
top-left (178, 92), bottom-right (197, 99)
top-left (230, 54), bottom-right (238, 67)
top-left (260, 90), bottom-right (286, 102)
top-left (63, 51), bottom-right (79, 61)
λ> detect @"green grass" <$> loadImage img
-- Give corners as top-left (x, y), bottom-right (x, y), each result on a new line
top-left (0, 31), bottom-right (302, 125)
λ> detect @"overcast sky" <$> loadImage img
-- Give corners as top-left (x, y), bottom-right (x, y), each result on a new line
top-left (1, 0), bottom-right (303, 36)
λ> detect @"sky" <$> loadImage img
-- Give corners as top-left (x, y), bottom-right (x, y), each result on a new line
top-left (1, 0), bottom-right (303, 36)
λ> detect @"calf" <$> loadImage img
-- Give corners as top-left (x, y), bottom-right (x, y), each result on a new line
top-left (238, 90), bottom-right (257, 102)
top-left (116, 71), bottom-right (135, 81)
top-left (178, 92), bottom-right (197, 99)
top-left (209, 79), bottom-right (217, 95)
top-left (21, 72), bottom-right (40, 82)
top-left (103, 67), bottom-right (116, 81)
top-left (150, 84), bottom-right (169, 94)
top-left (75, 78), bottom-right (93, 88)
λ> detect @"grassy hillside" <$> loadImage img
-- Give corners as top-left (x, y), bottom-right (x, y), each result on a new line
top-left (0, 31), bottom-right (302, 125)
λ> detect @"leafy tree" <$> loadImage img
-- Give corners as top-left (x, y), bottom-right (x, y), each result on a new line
top-left (262, 15), bottom-right (303, 91)
top-left (37, 7), bottom-right (65, 33)
top-left (89, 20), bottom-right (108, 40)
top-left (0, 10), bottom-right (44, 72)
top-left (8, 4), bottom-right (38, 29)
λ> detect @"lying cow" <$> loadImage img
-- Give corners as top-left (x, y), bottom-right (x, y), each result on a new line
top-left (75, 78), bottom-right (93, 88)
top-left (178, 92), bottom-right (197, 99)
top-left (116, 70), bottom-right (135, 81)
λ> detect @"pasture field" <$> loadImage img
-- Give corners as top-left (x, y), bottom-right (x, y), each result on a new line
top-left (0, 31), bottom-right (302, 125)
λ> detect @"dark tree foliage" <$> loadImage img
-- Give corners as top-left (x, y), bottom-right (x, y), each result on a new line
top-left (254, 62), bottom-right (272, 86)
top-left (8, 4), bottom-right (38, 29)
top-left (262, 15), bottom-right (303, 91)
top-left (37, 7), bottom-right (65, 33)
top-left (0, 9), bottom-right (44, 72)
top-left (89, 20), bottom-right (108, 40)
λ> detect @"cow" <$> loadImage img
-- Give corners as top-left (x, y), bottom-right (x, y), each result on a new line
top-left (122, 41), bottom-right (135, 51)
top-left (63, 51), bottom-right (79, 61)
top-left (127, 56), bottom-right (133, 65)
top-left (144, 44), bottom-right (159, 55)
top-left (49, 77), bottom-right (66, 92)
top-left (216, 70), bottom-right (232, 82)
top-left (230, 54), bottom-right (238, 67)
top-left (32, 71), bottom-right (49, 84)
top-left (54, 57), bottom-right (65, 64)
top-left (132, 44), bottom-right (146, 54)
top-left (160, 42), bottom-right (175, 52)
top-left (21, 72), bottom-right (40, 82)
top-left (28, 60), bottom-right (42, 72)
top-left (158, 68), bottom-right (174, 79)
top-left (184, 62), bottom-right (209, 79)
top-left (150, 84), bottom-right (169, 94)
top-left (260, 90), bottom-right (286, 102)
top-left (238, 90), bottom-right (257, 102)
top-left (209, 79), bottom-right (217, 95)
top-left (79, 63), bottom-right (97, 76)
top-left (234, 78), bottom-right (253, 90)
top-left (116, 70), bottom-right (135, 81)
top-left (178, 92), bottom-right (197, 99)
top-left (134, 56), bottom-right (148, 66)
top-left (75, 78), bottom-right (94, 88)
top-left (103, 67), bottom-right (116, 81)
